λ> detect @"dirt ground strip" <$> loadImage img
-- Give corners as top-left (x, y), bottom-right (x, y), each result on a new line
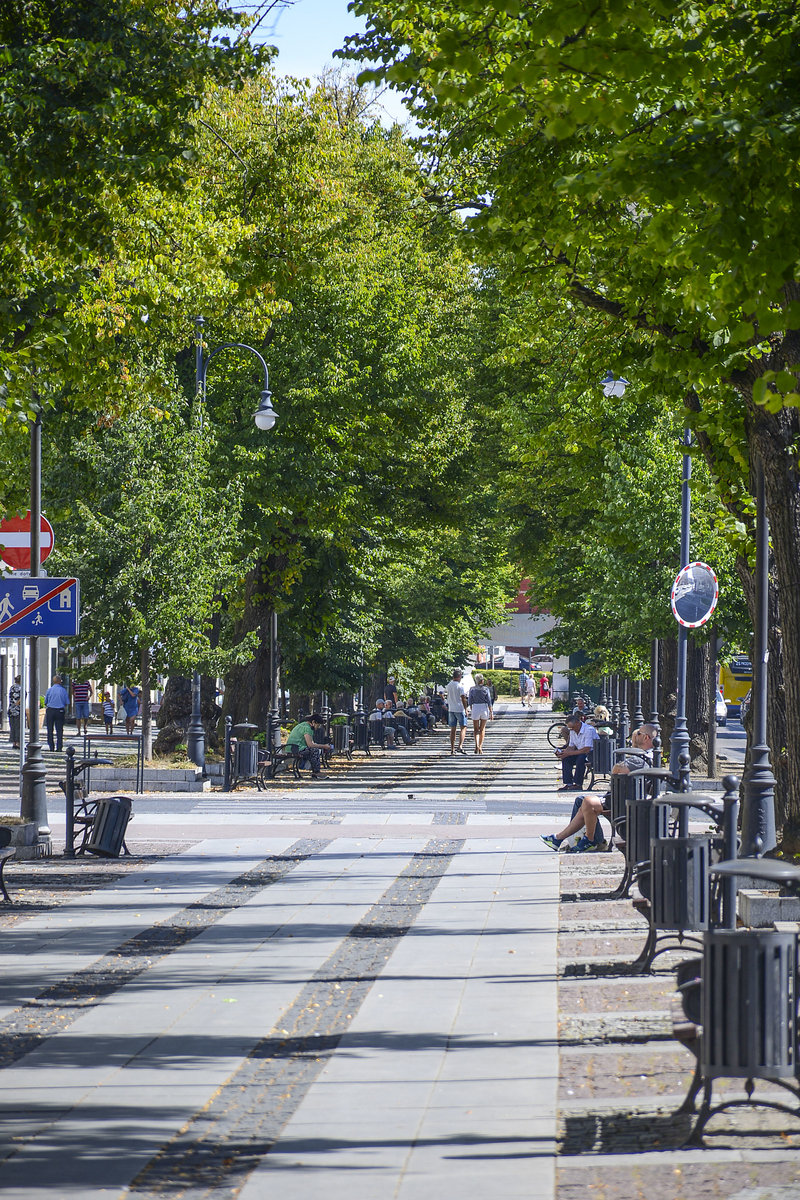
top-left (0, 842), bottom-right (194, 930)
top-left (556, 850), bottom-right (800, 1200)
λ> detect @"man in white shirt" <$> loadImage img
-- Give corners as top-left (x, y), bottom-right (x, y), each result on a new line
top-left (555, 714), bottom-right (594, 789)
top-left (446, 668), bottom-right (469, 755)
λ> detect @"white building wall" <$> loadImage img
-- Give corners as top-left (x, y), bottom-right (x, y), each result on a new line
top-left (480, 612), bottom-right (570, 699)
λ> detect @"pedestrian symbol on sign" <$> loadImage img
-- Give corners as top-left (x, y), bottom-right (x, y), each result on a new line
top-left (0, 593), bottom-right (14, 622)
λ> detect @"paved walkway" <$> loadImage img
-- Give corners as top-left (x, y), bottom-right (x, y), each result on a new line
top-left (1, 707), bottom-right (796, 1199)
top-left (0, 706), bottom-right (560, 1200)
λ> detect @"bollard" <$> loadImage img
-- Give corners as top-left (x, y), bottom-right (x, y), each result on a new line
top-left (720, 773), bottom-right (740, 929)
top-left (64, 745), bottom-right (76, 859)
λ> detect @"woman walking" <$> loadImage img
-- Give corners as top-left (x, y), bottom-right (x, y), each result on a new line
top-left (538, 674), bottom-right (551, 706)
top-left (468, 673), bottom-right (494, 754)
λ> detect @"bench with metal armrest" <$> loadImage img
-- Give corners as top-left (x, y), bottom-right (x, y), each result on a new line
top-left (671, 854), bottom-right (800, 1144)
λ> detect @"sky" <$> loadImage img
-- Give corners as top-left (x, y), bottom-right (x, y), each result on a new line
top-left (252, 0), bottom-right (413, 126)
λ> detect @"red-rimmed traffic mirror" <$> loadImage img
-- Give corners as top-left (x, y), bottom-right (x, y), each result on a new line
top-left (671, 561), bottom-right (719, 628)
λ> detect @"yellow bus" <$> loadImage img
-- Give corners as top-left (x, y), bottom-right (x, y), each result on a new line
top-left (719, 656), bottom-right (752, 709)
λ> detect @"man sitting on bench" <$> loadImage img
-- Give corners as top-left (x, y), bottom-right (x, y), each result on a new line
top-left (541, 723), bottom-right (658, 853)
top-left (285, 713), bottom-right (332, 778)
top-left (555, 714), bottom-right (594, 790)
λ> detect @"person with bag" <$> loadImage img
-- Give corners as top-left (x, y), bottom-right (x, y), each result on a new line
top-left (468, 673), bottom-right (494, 754)
top-left (120, 683), bottom-right (140, 735)
top-left (8, 675), bottom-right (21, 749)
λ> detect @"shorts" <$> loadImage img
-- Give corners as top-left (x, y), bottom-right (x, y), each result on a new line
top-left (74, 701), bottom-right (90, 720)
top-left (471, 703), bottom-right (490, 721)
top-left (448, 711), bottom-right (466, 728)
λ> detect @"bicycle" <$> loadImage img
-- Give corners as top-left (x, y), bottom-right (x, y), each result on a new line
top-left (546, 719), bottom-right (569, 749)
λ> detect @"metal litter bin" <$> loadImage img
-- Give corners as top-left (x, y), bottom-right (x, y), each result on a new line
top-left (234, 739), bottom-right (259, 778)
top-left (86, 794), bottom-right (132, 858)
top-left (232, 723), bottom-right (260, 786)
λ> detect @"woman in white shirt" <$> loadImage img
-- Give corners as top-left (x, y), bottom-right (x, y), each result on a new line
top-left (468, 674), bottom-right (494, 754)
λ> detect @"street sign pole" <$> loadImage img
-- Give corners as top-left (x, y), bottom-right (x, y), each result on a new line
top-left (20, 411), bottom-right (50, 856)
top-left (670, 431), bottom-right (692, 779)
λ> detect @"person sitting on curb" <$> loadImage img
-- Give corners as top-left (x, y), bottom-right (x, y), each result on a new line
top-left (285, 713), bottom-right (332, 778)
top-left (555, 714), bottom-right (594, 790)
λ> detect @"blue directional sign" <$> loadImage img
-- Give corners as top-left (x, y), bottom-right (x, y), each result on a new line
top-left (0, 577), bottom-right (80, 637)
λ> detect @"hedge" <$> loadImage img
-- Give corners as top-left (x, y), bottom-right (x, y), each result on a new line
top-left (476, 668), bottom-right (551, 697)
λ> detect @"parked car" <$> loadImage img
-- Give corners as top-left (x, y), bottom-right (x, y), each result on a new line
top-left (715, 688), bottom-right (727, 726)
top-left (532, 653), bottom-right (554, 669)
top-left (739, 688), bottom-right (751, 725)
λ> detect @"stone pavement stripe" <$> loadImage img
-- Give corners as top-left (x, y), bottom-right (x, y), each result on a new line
top-left (0, 837), bottom-right (429, 1198)
top-left (0, 838), bottom-right (330, 1068)
top-left (123, 834), bottom-right (466, 1200)
top-left (239, 841), bottom-right (559, 1200)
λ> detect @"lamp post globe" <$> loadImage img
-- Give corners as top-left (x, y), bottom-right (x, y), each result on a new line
top-left (254, 391), bottom-right (277, 431)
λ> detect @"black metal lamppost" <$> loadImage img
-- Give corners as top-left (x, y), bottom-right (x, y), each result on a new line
top-left (649, 638), bottom-right (661, 737)
top-left (669, 429), bottom-right (692, 775)
top-left (186, 316), bottom-right (277, 771)
top-left (740, 457), bottom-right (777, 854)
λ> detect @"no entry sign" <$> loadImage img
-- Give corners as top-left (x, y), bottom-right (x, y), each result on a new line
top-left (0, 513), bottom-right (55, 572)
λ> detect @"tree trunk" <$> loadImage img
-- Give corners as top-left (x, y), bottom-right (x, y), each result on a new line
top-left (221, 566), bottom-right (272, 729)
top-left (755, 410), bottom-right (797, 846)
top-left (154, 673), bottom-right (219, 756)
top-left (658, 635), bottom-right (709, 773)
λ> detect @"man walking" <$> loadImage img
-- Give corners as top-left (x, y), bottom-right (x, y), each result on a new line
top-left (44, 674), bottom-right (69, 752)
top-left (446, 668), bottom-right (469, 755)
top-left (72, 678), bottom-right (93, 735)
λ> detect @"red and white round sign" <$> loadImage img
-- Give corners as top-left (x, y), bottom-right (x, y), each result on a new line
top-left (670, 561), bottom-right (719, 629)
top-left (0, 513), bottom-right (55, 572)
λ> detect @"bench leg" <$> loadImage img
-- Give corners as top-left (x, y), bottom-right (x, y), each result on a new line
top-left (676, 1055), bottom-right (704, 1115)
top-left (0, 860), bottom-right (11, 905)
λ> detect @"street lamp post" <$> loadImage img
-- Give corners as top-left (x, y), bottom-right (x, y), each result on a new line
top-left (649, 638), bottom-right (661, 737)
top-left (740, 457), bottom-right (777, 855)
top-left (186, 316), bottom-right (277, 771)
top-left (669, 430), bottom-right (692, 776)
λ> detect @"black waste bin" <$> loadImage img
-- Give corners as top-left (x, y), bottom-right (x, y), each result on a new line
top-left (86, 794), bottom-right (132, 858)
top-left (234, 738), bottom-right (260, 779)
top-left (331, 718), bottom-right (351, 754)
